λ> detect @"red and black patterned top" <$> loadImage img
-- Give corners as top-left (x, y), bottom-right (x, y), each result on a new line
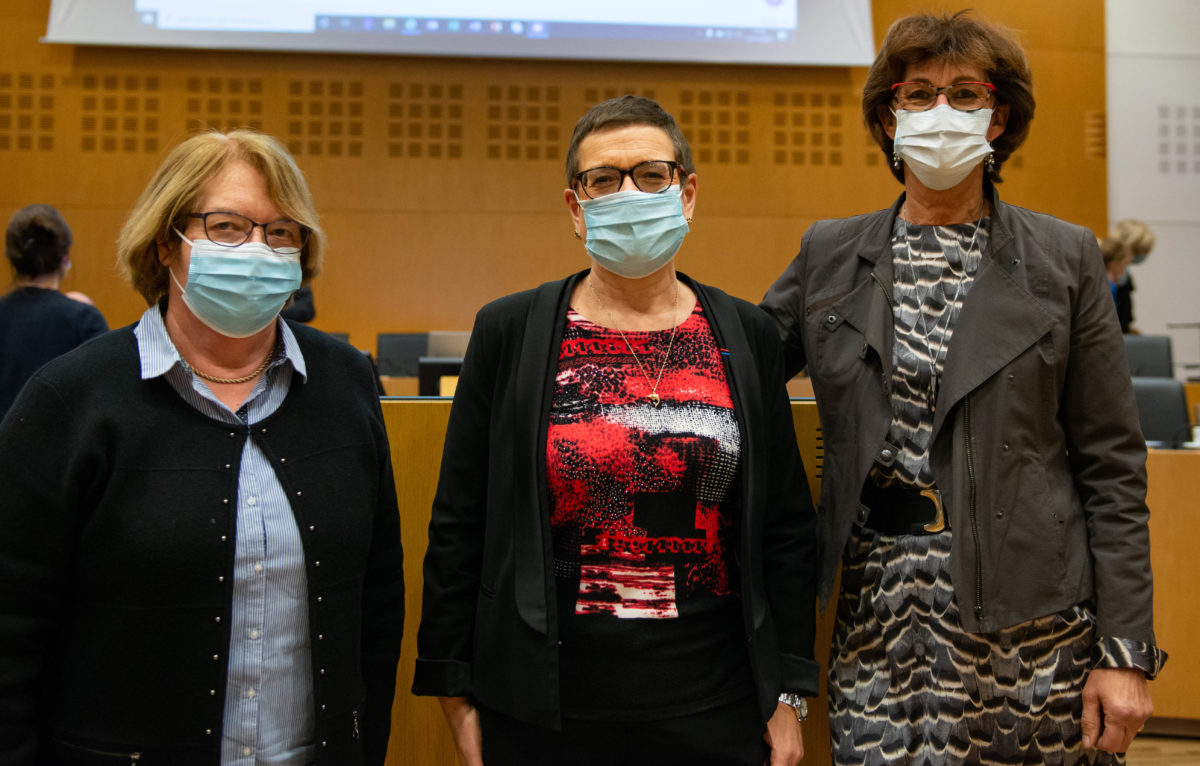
top-left (547, 301), bottom-right (752, 720)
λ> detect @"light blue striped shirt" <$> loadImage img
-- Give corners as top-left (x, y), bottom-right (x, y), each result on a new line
top-left (135, 305), bottom-right (315, 765)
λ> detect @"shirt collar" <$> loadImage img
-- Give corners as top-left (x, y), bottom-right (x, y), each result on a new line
top-left (134, 302), bottom-right (307, 382)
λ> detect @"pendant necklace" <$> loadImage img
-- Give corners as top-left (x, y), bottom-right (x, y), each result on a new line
top-left (588, 275), bottom-right (679, 408)
top-left (900, 201), bottom-right (984, 412)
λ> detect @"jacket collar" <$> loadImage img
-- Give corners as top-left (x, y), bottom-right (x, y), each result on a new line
top-left (832, 186), bottom-right (1057, 436)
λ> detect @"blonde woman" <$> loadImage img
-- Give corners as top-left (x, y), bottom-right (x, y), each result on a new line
top-left (0, 130), bottom-right (404, 765)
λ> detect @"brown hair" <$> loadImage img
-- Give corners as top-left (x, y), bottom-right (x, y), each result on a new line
top-left (564, 95), bottom-right (695, 188)
top-left (116, 129), bottom-right (325, 304)
top-left (862, 10), bottom-right (1035, 184)
top-left (6, 204), bottom-right (72, 278)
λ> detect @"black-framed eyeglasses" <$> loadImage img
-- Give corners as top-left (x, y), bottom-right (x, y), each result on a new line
top-left (187, 212), bottom-right (310, 255)
top-left (891, 81), bottom-right (995, 112)
top-left (573, 160), bottom-right (683, 199)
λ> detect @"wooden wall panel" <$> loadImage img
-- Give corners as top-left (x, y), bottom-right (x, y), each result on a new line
top-left (2, 0), bottom-right (1106, 353)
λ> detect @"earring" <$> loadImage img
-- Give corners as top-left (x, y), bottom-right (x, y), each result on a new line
top-left (892, 150), bottom-right (902, 170)
top-left (686, 218), bottom-right (694, 225)
top-left (573, 230), bottom-right (581, 240)
top-left (985, 153), bottom-right (996, 172)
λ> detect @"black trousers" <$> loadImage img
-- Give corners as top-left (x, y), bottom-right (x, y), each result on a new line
top-left (478, 695), bottom-right (769, 766)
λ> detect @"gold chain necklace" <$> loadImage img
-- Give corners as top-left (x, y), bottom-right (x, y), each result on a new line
top-left (186, 346), bottom-right (275, 385)
top-left (588, 276), bottom-right (679, 408)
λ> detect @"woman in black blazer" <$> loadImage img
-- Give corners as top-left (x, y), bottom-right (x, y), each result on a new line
top-left (413, 96), bottom-right (819, 766)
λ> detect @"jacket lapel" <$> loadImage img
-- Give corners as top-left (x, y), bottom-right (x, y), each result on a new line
top-left (932, 200), bottom-right (1055, 436)
top-left (511, 274), bottom-right (578, 635)
top-left (684, 274), bottom-right (772, 629)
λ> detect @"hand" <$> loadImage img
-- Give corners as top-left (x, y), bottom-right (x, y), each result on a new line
top-left (1080, 667), bottom-right (1153, 753)
top-left (438, 696), bottom-right (484, 766)
top-left (763, 701), bottom-right (805, 765)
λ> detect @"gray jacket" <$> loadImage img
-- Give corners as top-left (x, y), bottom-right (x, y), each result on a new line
top-left (761, 187), bottom-right (1156, 643)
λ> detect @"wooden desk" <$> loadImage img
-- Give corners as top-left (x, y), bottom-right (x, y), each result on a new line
top-left (1144, 449), bottom-right (1200, 727)
top-left (380, 399), bottom-right (1192, 763)
top-left (1184, 382), bottom-right (1200, 425)
top-left (379, 375), bottom-right (418, 397)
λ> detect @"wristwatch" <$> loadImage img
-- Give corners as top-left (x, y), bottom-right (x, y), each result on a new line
top-left (778, 692), bottom-right (808, 722)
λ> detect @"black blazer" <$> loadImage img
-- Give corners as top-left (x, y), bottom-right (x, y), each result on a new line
top-left (413, 270), bottom-right (819, 729)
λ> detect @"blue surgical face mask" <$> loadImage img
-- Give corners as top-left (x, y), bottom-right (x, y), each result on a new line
top-left (577, 187), bottom-right (690, 279)
top-left (170, 232), bottom-right (302, 338)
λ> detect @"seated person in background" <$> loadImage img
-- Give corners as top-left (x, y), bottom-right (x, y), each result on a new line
top-left (0, 204), bottom-right (108, 418)
top-left (281, 284), bottom-right (315, 323)
top-left (1099, 236), bottom-right (1135, 332)
top-left (1110, 218), bottom-right (1156, 334)
top-left (0, 129), bottom-right (404, 764)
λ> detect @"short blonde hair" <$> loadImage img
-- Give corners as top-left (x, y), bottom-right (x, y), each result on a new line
top-left (1098, 236), bottom-right (1132, 267)
top-left (117, 129), bottom-right (325, 304)
top-left (1110, 218), bottom-right (1155, 259)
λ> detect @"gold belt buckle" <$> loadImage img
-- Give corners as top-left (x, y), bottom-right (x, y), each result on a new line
top-left (920, 488), bottom-right (947, 533)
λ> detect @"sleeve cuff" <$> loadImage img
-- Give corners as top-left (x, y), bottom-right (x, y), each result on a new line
top-left (779, 653), bottom-right (821, 698)
top-left (1095, 636), bottom-right (1168, 679)
top-left (411, 657), bottom-right (473, 697)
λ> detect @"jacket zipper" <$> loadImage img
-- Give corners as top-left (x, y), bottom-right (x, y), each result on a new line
top-left (870, 272), bottom-right (897, 308)
top-left (964, 394), bottom-right (983, 622)
top-left (352, 707), bottom-right (361, 740)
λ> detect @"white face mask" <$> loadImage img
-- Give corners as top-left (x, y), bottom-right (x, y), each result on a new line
top-left (893, 104), bottom-right (994, 190)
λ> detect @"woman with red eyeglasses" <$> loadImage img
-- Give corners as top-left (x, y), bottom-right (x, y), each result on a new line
top-left (761, 11), bottom-right (1164, 765)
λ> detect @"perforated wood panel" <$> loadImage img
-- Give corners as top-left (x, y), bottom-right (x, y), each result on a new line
top-left (1083, 109), bottom-right (1106, 161)
top-left (677, 89), bottom-right (751, 165)
top-left (185, 76), bottom-right (263, 133)
top-left (286, 78), bottom-right (365, 158)
top-left (1157, 103), bottom-right (1200, 175)
top-left (485, 84), bottom-right (562, 161)
top-left (771, 90), bottom-right (847, 167)
top-left (0, 0), bottom-right (1110, 350)
top-left (78, 73), bottom-right (160, 154)
top-left (387, 82), bottom-right (465, 159)
top-left (0, 72), bottom-right (54, 152)
top-left (582, 86), bottom-right (656, 104)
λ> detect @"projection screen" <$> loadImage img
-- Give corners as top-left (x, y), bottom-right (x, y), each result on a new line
top-left (43, 1), bottom-right (876, 67)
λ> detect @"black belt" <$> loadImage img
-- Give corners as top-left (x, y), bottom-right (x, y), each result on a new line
top-left (858, 483), bottom-right (949, 536)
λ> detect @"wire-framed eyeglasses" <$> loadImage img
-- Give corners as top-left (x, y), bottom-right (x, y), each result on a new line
top-left (573, 160), bottom-right (683, 199)
top-left (187, 212), bottom-right (310, 255)
top-left (891, 81), bottom-right (995, 112)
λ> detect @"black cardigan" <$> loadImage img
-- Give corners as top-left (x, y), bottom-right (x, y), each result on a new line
top-left (0, 321), bottom-right (404, 766)
top-left (412, 270), bottom-right (819, 728)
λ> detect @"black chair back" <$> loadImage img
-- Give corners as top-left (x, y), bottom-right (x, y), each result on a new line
top-left (375, 333), bottom-right (428, 377)
top-left (1124, 335), bottom-right (1174, 377)
top-left (1130, 376), bottom-right (1191, 448)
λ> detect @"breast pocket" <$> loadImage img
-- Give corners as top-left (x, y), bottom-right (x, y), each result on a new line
top-left (807, 309), bottom-right (867, 381)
